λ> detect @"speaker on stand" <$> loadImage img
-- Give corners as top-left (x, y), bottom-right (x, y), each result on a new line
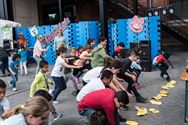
top-left (139, 40), bottom-right (151, 72)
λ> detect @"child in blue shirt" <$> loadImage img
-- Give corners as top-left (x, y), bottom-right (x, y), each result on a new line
top-left (18, 44), bottom-right (28, 75)
top-left (9, 54), bottom-right (21, 91)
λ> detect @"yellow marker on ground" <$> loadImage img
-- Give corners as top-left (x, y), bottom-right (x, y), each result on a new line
top-left (149, 108), bottom-right (160, 114)
top-left (161, 85), bottom-right (170, 90)
top-left (153, 94), bottom-right (162, 100)
top-left (135, 106), bottom-right (148, 116)
top-left (126, 121), bottom-right (139, 125)
top-left (170, 80), bottom-right (177, 85)
top-left (160, 90), bottom-right (169, 94)
top-left (159, 93), bottom-right (168, 97)
top-left (150, 100), bottom-right (162, 105)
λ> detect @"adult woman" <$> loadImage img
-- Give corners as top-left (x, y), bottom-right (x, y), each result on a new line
top-left (33, 35), bottom-right (47, 74)
top-left (0, 96), bottom-right (50, 125)
top-left (54, 31), bottom-right (66, 50)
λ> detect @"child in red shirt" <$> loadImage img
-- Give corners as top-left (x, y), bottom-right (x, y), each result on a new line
top-left (78, 88), bottom-right (129, 125)
top-left (153, 53), bottom-right (171, 81)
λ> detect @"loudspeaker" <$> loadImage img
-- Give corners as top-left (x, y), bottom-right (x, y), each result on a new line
top-left (3, 40), bottom-right (11, 50)
top-left (139, 40), bottom-right (151, 72)
top-left (130, 42), bottom-right (139, 49)
top-left (140, 57), bottom-right (151, 72)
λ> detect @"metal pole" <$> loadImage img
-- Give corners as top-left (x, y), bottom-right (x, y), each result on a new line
top-left (133, 0), bottom-right (138, 15)
top-left (99, 0), bottom-right (108, 38)
top-left (58, 0), bottom-right (63, 22)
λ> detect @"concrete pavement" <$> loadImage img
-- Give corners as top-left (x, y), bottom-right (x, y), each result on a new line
top-left (1, 51), bottom-right (188, 125)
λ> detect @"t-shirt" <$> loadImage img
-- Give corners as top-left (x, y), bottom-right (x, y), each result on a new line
top-left (0, 113), bottom-right (27, 125)
top-left (75, 51), bottom-right (89, 66)
top-left (118, 58), bottom-right (132, 78)
top-left (18, 49), bottom-right (27, 62)
top-left (0, 98), bottom-right (10, 115)
top-left (76, 78), bottom-right (105, 102)
top-left (51, 116), bottom-right (89, 125)
top-left (78, 88), bottom-right (115, 125)
top-left (54, 36), bottom-right (66, 49)
top-left (17, 37), bottom-right (27, 48)
top-left (9, 61), bottom-right (19, 73)
top-left (64, 56), bottom-right (79, 74)
top-left (82, 67), bottom-right (103, 83)
top-left (51, 56), bottom-right (65, 77)
top-left (156, 55), bottom-right (165, 63)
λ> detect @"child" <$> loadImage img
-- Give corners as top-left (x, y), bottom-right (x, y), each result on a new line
top-left (0, 79), bottom-right (10, 116)
top-left (8, 54), bottom-right (21, 91)
top-left (51, 46), bottom-right (81, 104)
top-left (0, 96), bottom-right (50, 125)
top-left (78, 89), bottom-right (129, 125)
top-left (153, 52), bottom-right (171, 81)
top-left (64, 47), bottom-right (80, 95)
top-left (73, 45), bottom-right (92, 83)
top-left (112, 42), bottom-right (125, 60)
top-left (18, 44), bottom-right (28, 75)
top-left (117, 50), bottom-right (147, 103)
top-left (29, 60), bottom-right (53, 97)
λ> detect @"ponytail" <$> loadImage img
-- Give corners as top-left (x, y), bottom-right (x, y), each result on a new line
top-left (2, 105), bottom-right (24, 119)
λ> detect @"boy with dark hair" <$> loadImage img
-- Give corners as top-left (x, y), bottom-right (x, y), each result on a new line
top-left (9, 54), bottom-right (21, 91)
top-left (30, 60), bottom-right (53, 97)
top-left (117, 50), bottom-right (147, 103)
top-left (77, 70), bottom-right (113, 102)
top-left (153, 52), bottom-right (171, 81)
top-left (0, 79), bottom-right (10, 116)
top-left (113, 42), bottom-right (125, 60)
top-left (91, 36), bottom-right (109, 68)
top-left (78, 88), bottom-right (129, 125)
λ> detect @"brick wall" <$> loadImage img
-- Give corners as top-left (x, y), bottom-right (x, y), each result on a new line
top-left (138, 0), bottom-right (170, 8)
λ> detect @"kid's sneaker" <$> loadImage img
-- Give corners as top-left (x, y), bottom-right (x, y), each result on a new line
top-left (12, 88), bottom-right (17, 91)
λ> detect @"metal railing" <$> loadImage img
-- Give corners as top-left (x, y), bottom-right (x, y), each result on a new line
top-left (110, 0), bottom-right (188, 39)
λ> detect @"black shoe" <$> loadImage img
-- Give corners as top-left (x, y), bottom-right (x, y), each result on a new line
top-left (76, 89), bottom-right (80, 95)
top-left (160, 74), bottom-right (165, 80)
top-left (136, 96), bottom-right (147, 103)
top-left (119, 115), bottom-right (127, 122)
top-left (165, 76), bottom-right (171, 82)
top-left (120, 105), bottom-right (129, 111)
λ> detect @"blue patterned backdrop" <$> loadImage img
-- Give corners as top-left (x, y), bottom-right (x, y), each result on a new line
top-left (15, 16), bottom-right (160, 64)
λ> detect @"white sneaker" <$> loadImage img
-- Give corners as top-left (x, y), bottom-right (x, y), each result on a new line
top-left (53, 101), bottom-right (59, 104)
top-left (12, 88), bottom-right (17, 91)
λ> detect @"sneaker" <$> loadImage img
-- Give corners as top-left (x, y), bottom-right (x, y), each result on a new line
top-left (12, 88), bottom-right (17, 91)
top-left (53, 113), bottom-right (63, 121)
top-left (53, 101), bottom-right (59, 104)
top-left (160, 74), bottom-right (165, 80)
top-left (136, 96), bottom-right (147, 103)
top-left (165, 76), bottom-right (171, 82)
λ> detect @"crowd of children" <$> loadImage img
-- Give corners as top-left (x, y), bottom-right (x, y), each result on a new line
top-left (0, 32), bottom-right (174, 125)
